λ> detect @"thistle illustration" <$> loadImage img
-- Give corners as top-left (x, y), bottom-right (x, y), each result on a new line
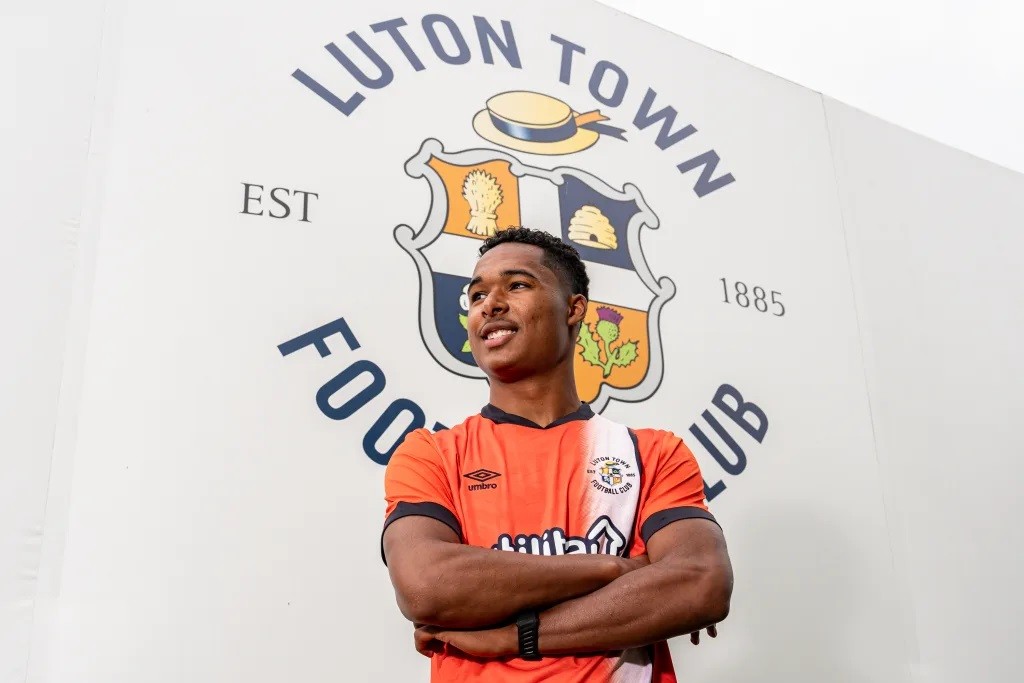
top-left (463, 169), bottom-right (503, 236)
top-left (577, 306), bottom-right (639, 377)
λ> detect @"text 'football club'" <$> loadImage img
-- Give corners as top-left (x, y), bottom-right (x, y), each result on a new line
top-left (278, 315), bottom-right (769, 502)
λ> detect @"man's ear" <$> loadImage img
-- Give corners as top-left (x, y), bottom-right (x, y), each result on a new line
top-left (567, 294), bottom-right (588, 328)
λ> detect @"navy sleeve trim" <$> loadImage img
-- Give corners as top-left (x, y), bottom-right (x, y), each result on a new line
top-left (627, 428), bottom-right (644, 480)
top-left (640, 506), bottom-right (720, 544)
top-left (380, 501), bottom-right (463, 565)
top-left (624, 428), bottom-right (643, 554)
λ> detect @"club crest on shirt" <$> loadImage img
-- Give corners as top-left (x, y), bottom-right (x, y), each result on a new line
top-left (586, 455), bottom-right (637, 495)
top-left (394, 95), bottom-right (675, 413)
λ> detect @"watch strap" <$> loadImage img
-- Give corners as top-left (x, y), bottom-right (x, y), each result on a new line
top-left (515, 611), bottom-right (541, 660)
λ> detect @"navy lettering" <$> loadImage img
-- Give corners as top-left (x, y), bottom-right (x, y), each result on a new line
top-left (550, 34), bottom-right (585, 84)
top-left (278, 317), bottom-right (359, 358)
top-left (473, 16), bottom-right (521, 68)
top-left (713, 383), bottom-right (768, 442)
top-left (704, 478), bottom-right (727, 502)
top-left (325, 33), bottom-right (394, 89)
top-left (371, 18), bottom-right (426, 71)
top-left (633, 88), bottom-right (697, 150)
top-left (677, 149), bottom-right (736, 197)
top-left (363, 398), bottom-right (426, 465)
top-left (589, 60), bottom-right (628, 108)
top-left (422, 14), bottom-right (471, 65)
top-left (291, 69), bottom-right (365, 117)
top-left (316, 360), bottom-right (386, 420)
top-left (690, 413), bottom-right (747, 476)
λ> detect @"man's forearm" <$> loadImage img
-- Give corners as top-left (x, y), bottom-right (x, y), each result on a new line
top-left (536, 556), bottom-right (732, 654)
top-left (389, 540), bottom-right (634, 629)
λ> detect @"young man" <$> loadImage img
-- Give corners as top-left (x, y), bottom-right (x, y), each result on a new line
top-left (382, 227), bottom-right (733, 682)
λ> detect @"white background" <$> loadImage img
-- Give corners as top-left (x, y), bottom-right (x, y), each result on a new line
top-left (599, 0), bottom-right (1024, 174)
top-left (26, 4), bottom-right (906, 680)
top-left (827, 99), bottom-right (1024, 682)
top-left (3, 2), bottom-right (1022, 683)
top-left (1, 8), bottom-right (104, 682)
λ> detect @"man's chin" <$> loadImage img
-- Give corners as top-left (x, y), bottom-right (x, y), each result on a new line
top-left (479, 354), bottom-right (531, 382)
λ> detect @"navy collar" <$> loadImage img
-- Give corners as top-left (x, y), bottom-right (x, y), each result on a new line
top-left (480, 402), bottom-right (594, 429)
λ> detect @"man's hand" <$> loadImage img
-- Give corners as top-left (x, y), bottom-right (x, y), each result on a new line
top-left (689, 624), bottom-right (718, 645)
top-left (414, 624), bottom-right (518, 659)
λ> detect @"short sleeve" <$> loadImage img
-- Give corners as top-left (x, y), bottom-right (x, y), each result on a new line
top-left (381, 429), bottom-right (462, 562)
top-left (636, 430), bottom-right (718, 544)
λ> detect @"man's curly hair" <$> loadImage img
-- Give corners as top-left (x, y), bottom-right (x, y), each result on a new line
top-left (478, 227), bottom-right (590, 300)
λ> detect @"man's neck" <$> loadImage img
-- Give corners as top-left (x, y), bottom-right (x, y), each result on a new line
top-left (487, 372), bottom-right (582, 428)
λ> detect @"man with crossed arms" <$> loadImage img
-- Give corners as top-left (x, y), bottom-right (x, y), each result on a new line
top-left (382, 228), bottom-right (733, 682)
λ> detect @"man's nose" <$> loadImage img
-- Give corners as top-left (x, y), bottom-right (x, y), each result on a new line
top-left (482, 290), bottom-right (508, 316)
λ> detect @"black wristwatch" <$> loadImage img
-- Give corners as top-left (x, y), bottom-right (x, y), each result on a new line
top-left (515, 611), bottom-right (541, 660)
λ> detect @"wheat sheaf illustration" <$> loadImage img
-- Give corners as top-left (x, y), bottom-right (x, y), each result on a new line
top-left (462, 169), bottom-right (503, 237)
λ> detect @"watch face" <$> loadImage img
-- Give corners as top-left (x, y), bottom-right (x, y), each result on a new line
top-left (49, 1), bottom-right (907, 681)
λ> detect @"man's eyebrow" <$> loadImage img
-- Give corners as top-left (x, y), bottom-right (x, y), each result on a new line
top-left (468, 269), bottom-right (540, 289)
top-left (501, 268), bottom-right (540, 280)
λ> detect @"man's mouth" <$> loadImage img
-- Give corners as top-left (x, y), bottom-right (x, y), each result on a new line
top-left (480, 323), bottom-right (519, 349)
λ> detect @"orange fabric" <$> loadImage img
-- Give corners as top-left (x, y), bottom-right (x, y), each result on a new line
top-left (633, 429), bottom-right (710, 542)
top-left (573, 110), bottom-right (611, 126)
top-left (383, 407), bottom-right (711, 683)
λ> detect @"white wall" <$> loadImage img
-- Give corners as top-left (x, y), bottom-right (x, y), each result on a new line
top-left (22, 3), bottom-right (911, 681)
top-left (0, 10), bottom-right (104, 683)
top-left (828, 97), bottom-right (1024, 682)
top-left (3, 2), bottom-right (1022, 683)
top-left (597, 0), bottom-right (1024, 174)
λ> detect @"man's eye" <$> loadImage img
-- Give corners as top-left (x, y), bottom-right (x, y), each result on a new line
top-left (510, 282), bottom-right (529, 290)
top-left (470, 291), bottom-right (485, 301)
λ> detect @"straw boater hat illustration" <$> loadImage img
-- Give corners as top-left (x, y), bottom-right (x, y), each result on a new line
top-left (472, 91), bottom-right (627, 156)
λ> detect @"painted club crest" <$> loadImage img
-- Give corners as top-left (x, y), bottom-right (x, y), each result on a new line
top-left (394, 95), bottom-right (675, 413)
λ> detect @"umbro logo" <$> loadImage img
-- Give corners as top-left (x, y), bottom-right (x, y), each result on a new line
top-left (464, 469), bottom-right (500, 482)
top-left (464, 469), bottom-right (501, 491)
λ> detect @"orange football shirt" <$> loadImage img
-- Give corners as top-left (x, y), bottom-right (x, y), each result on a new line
top-left (382, 403), bottom-right (717, 683)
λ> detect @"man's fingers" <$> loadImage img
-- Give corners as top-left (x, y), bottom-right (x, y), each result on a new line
top-left (415, 627), bottom-right (444, 658)
top-left (414, 629), bottom-right (432, 657)
top-left (690, 625), bottom-right (719, 646)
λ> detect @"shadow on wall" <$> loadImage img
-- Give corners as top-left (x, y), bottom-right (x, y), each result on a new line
top-left (682, 504), bottom-right (886, 683)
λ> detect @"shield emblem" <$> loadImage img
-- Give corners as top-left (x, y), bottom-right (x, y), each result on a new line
top-left (600, 462), bottom-right (623, 486)
top-left (394, 139), bottom-right (675, 413)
